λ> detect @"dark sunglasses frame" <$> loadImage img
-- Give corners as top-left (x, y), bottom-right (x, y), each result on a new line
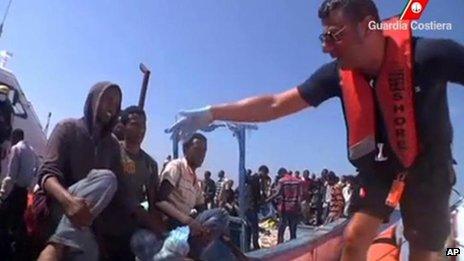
top-left (319, 26), bottom-right (346, 43)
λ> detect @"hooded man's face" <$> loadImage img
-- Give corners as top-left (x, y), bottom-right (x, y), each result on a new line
top-left (97, 87), bottom-right (121, 126)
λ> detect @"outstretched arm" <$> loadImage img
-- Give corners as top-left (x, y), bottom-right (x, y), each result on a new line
top-left (167, 61), bottom-right (339, 140)
top-left (211, 87), bottom-right (311, 122)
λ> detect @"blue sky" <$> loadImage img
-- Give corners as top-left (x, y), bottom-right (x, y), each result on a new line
top-left (1, 0), bottom-right (463, 195)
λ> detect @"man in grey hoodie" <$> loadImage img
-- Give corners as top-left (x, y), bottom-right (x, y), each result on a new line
top-left (37, 82), bottom-right (124, 260)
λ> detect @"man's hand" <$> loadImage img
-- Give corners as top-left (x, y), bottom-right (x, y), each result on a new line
top-left (188, 219), bottom-right (209, 237)
top-left (147, 214), bottom-right (167, 236)
top-left (166, 106), bottom-right (214, 141)
top-left (188, 219), bottom-right (213, 247)
top-left (135, 207), bottom-right (167, 236)
top-left (64, 196), bottom-right (92, 228)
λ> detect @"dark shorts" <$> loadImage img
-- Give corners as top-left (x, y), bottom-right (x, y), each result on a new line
top-left (352, 154), bottom-right (456, 251)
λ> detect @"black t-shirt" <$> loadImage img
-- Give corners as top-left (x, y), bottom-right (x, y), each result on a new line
top-left (297, 37), bottom-right (464, 170)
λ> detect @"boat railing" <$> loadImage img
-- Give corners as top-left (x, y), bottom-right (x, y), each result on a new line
top-left (246, 218), bottom-right (349, 261)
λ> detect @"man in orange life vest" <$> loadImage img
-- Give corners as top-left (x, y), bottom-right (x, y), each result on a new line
top-left (167, 0), bottom-right (464, 260)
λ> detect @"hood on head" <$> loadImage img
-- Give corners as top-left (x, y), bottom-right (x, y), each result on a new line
top-left (83, 81), bottom-right (122, 137)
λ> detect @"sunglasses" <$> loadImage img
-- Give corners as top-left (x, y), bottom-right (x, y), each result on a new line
top-left (319, 26), bottom-right (346, 43)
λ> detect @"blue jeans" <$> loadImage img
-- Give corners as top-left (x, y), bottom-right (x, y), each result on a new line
top-left (48, 169), bottom-right (117, 261)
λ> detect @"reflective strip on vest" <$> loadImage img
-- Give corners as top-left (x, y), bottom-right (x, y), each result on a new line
top-left (349, 134), bottom-right (376, 160)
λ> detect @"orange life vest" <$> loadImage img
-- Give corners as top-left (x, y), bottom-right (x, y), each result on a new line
top-left (339, 17), bottom-right (419, 169)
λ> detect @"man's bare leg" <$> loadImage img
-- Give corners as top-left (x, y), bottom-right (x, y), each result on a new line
top-left (37, 243), bottom-right (65, 261)
top-left (341, 212), bottom-right (383, 261)
top-left (409, 246), bottom-right (441, 261)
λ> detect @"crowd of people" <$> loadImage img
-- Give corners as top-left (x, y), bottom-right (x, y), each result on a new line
top-left (197, 165), bottom-right (359, 249)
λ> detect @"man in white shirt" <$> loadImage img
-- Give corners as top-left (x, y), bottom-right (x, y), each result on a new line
top-left (0, 129), bottom-right (39, 259)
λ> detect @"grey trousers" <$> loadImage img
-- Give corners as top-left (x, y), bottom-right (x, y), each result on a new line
top-left (49, 169), bottom-right (117, 261)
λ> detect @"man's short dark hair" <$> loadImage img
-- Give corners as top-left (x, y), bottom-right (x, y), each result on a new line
top-left (277, 167), bottom-right (287, 176)
top-left (258, 165), bottom-right (269, 174)
top-left (182, 133), bottom-right (207, 153)
top-left (318, 0), bottom-right (380, 23)
top-left (120, 106), bottom-right (146, 125)
top-left (321, 169), bottom-right (329, 177)
top-left (328, 171), bottom-right (337, 181)
top-left (11, 129), bottom-right (24, 143)
top-left (204, 170), bottom-right (212, 177)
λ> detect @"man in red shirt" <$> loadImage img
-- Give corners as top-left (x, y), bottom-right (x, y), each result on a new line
top-left (267, 168), bottom-right (303, 244)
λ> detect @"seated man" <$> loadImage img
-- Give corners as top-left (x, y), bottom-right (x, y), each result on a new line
top-left (97, 106), bottom-right (166, 260)
top-left (36, 82), bottom-right (123, 260)
top-left (155, 133), bottom-right (229, 259)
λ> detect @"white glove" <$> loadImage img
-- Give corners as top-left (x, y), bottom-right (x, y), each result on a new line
top-left (167, 106), bottom-right (214, 141)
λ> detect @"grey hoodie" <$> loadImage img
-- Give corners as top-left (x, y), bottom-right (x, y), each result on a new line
top-left (38, 82), bottom-right (124, 234)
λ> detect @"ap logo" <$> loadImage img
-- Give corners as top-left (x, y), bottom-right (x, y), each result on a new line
top-left (446, 248), bottom-right (461, 256)
top-left (411, 2), bottom-right (422, 14)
